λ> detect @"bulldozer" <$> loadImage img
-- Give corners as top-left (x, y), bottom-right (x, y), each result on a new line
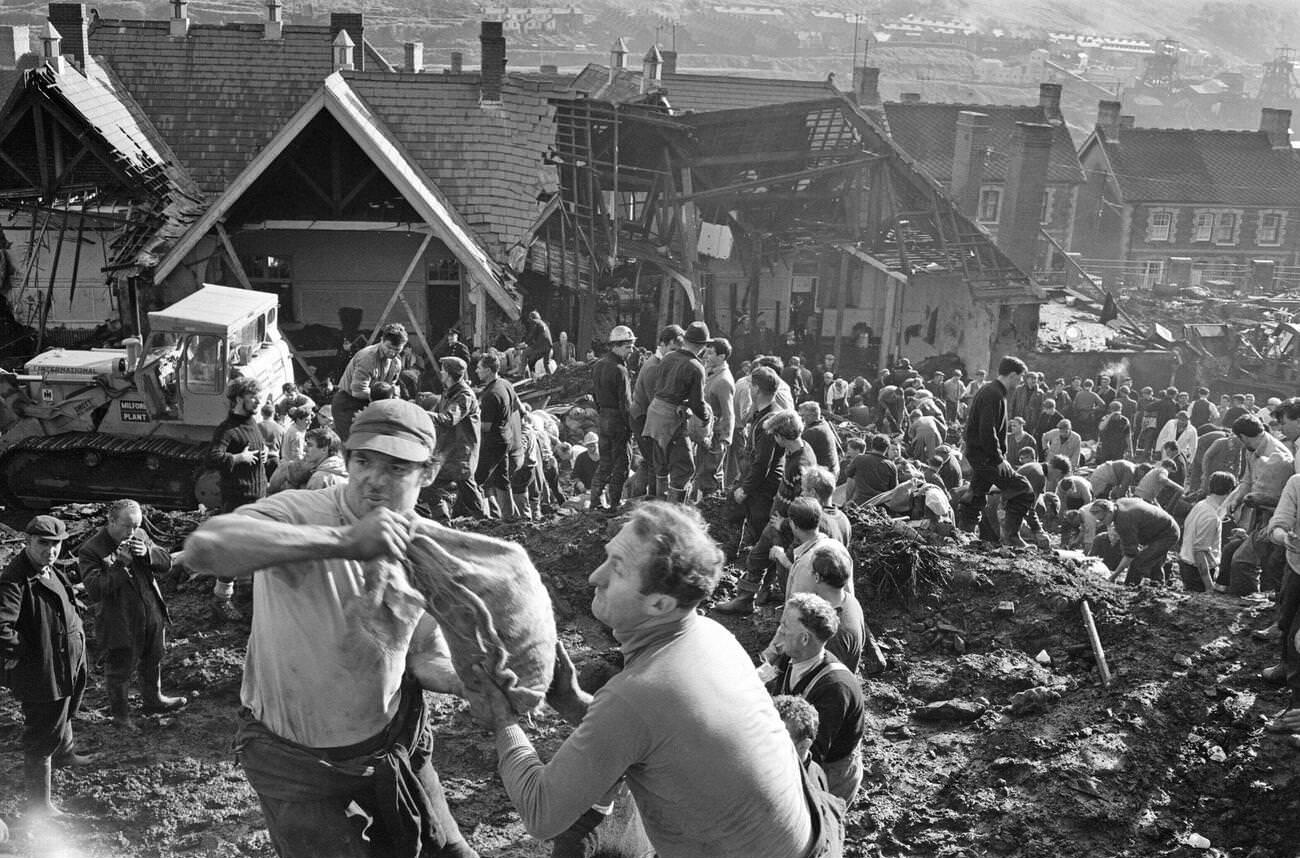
top-left (0, 284), bottom-right (294, 509)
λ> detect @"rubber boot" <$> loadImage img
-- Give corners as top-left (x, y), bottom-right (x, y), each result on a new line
top-left (606, 479), bottom-right (626, 515)
top-left (956, 502), bottom-right (980, 534)
top-left (587, 478), bottom-right (606, 512)
top-left (494, 489), bottom-right (518, 521)
top-left (654, 476), bottom-right (669, 500)
top-left (1001, 511), bottom-right (1028, 548)
top-left (141, 663), bottom-right (187, 714)
top-left (108, 681), bottom-right (137, 730)
top-left (24, 755), bottom-right (64, 819)
top-left (529, 493), bottom-right (543, 521)
top-left (666, 487), bottom-right (686, 504)
top-left (512, 492), bottom-right (533, 521)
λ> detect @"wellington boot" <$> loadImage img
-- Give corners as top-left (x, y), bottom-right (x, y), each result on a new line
top-left (494, 489), bottom-right (519, 521)
top-left (108, 682), bottom-right (137, 730)
top-left (1001, 520), bottom-right (1028, 549)
top-left (712, 592), bottom-right (755, 615)
top-left (24, 756), bottom-right (65, 819)
top-left (587, 481), bottom-right (606, 512)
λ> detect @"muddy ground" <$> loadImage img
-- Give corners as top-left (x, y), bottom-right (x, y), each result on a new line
top-left (1, 502), bottom-right (1299, 858)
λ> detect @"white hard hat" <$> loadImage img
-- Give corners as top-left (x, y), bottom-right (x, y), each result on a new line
top-left (608, 325), bottom-right (636, 344)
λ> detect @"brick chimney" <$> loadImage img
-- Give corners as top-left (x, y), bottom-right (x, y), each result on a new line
top-left (169, 0), bottom-right (189, 38)
top-left (0, 25), bottom-right (31, 68)
top-left (1260, 107), bottom-right (1293, 150)
top-left (661, 49), bottom-right (677, 75)
top-left (1038, 82), bottom-right (1062, 123)
top-left (46, 4), bottom-right (87, 69)
top-left (332, 29), bottom-right (354, 72)
top-left (900, 92), bottom-right (922, 104)
top-left (853, 66), bottom-right (880, 105)
top-left (404, 41), bottom-right (423, 73)
top-left (997, 121), bottom-right (1055, 274)
top-left (641, 45), bottom-right (662, 94)
top-left (1096, 99), bottom-right (1121, 138)
top-left (950, 110), bottom-right (989, 220)
top-left (40, 21), bottom-right (64, 74)
top-left (479, 20), bottom-right (506, 103)
top-left (264, 0), bottom-right (283, 41)
top-left (330, 13), bottom-right (364, 71)
top-left (450, 51), bottom-right (463, 74)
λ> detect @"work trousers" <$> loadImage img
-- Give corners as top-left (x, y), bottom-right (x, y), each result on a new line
top-left (331, 391), bottom-right (368, 442)
top-left (592, 409), bottom-right (632, 502)
top-left (962, 463), bottom-right (1040, 532)
top-left (105, 618), bottom-right (166, 703)
top-left (653, 431), bottom-right (696, 494)
top-left (823, 748), bottom-right (863, 807)
top-left (1123, 527), bottom-right (1180, 585)
top-left (631, 415), bottom-right (655, 497)
top-left (20, 664), bottom-right (87, 759)
top-left (694, 440), bottom-right (730, 495)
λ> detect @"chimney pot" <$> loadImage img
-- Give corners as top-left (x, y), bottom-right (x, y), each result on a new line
top-left (330, 13), bottom-right (364, 71)
top-left (1038, 82), bottom-right (1062, 122)
top-left (264, 0), bottom-right (283, 40)
top-left (1096, 99), bottom-right (1121, 138)
top-left (450, 51), bottom-right (463, 74)
top-left (332, 29), bottom-right (355, 72)
top-left (404, 41), bottom-right (423, 73)
top-left (1260, 107), bottom-right (1293, 149)
top-left (479, 20), bottom-right (506, 103)
top-left (169, 0), bottom-right (189, 37)
top-left (46, 3), bottom-right (88, 69)
top-left (900, 92), bottom-right (922, 104)
top-left (853, 66), bottom-right (880, 105)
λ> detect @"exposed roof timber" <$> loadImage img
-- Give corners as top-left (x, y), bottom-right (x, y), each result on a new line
top-left (153, 73), bottom-right (517, 318)
top-left (671, 156), bottom-right (883, 205)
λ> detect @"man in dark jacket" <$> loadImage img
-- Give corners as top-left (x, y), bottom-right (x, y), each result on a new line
top-left (523, 310), bottom-right (554, 377)
top-left (629, 326), bottom-right (682, 500)
top-left (643, 322), bottom-right (712, 503)
top-left (588, 325), bottom-right (636, 512)
top-left (798, 401), bottom-right (840, 476)
top-left (844, 434), bottom-right (898, 505)
top-left (207, 376), bottom-right (267, 621)
top-left (0, 515), bottom-right (95, 818)
top-left (427, 357), bottom-right (486, 520)
top-left (476, 352), bottom-right (525, 519)
top-left (960, 356), bottom-right (1046, 547)
top-left (78, 499), bottom-right (186, 728)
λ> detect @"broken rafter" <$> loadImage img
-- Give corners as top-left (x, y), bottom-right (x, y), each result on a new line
top-left (669, 156), bottom-right (883, 205)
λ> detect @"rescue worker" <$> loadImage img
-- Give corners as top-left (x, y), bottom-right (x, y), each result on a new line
top-left (695, 337), bottom-right (737, 499)
top-left (629, 327), bottom-right (683, 500)
top-left (332, 323), bottom-right (408, 441)
top-left (0, 515), bottom-right (96, 819)
top-left (208, 377), bottom-right (268, 621)
top-left (427, 356), bottom-right (487, 520)
top-left (183, 400), bottom-right (478, 858)
top-left (523, 310), bottom-right (554, 377)
top-left (588, 326), bottom-right (636, 513)
top-left (78, 499), bottom-right (186, 729)
top-left (642, 322), bottom-right (712, 503)
top-left (476, 353), bottom-right (525, 520)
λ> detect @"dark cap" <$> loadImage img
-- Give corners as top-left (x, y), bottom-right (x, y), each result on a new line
top-left (685, 321), bottom-right (711, 345)
top-left (439, 356), bottom-right (467, 374)
top-left (345, 399), bottom-right (437, 462)
top-left (25, 515), bottom-right (67, 540)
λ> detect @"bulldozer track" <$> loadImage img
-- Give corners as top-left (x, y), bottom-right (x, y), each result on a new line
top-left (0, 432), bottom-right (215, 511)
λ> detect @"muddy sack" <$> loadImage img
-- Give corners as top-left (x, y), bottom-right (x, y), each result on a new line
top-left (404, 520), bottom-right (557, 715)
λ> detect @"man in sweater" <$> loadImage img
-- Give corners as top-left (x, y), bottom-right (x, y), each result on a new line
top-left (798, 401), bottom-right (840, 476)
top-left (959, 357), bottom-right (1045, 547)
top-left (207, 377), bottom-right (268, 621)
top-left (695, 337), bottom-right (737, 499)
top-left (1265, 473), bottom-right (1300, 737)
top-left (630, 326), bottom-right (683, 500)
top-left (643, 322), bottom-right (713, 503)
top-left (1041, 419), bottom-right (1082, 471)
top-left (1179, 471), bottom-right (1235, 592)
top-left (427, 357), bottom-right (486, 520)
top-left (843, 434), bottom-right (898, 506)
top-left (463, 502), bottom-right (828, 858)
top-left (331, 323), bottom-right (407, 441)
top-left (770, 593), bottom-right (865, 805)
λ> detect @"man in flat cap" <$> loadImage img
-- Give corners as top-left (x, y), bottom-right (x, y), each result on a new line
top-left (0, 515), bottom-right (95, 819)
top-left (642, 321), bottom-right (713, 503)
top-left (427, 356), bottom-right (487, 520)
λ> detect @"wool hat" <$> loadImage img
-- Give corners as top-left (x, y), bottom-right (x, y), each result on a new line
top-left (346, 399), bottom-right (437, 462)
top-left (684, 321), bottom-right (711, 345)
top-left (26, 515), bottom-right (67, 539)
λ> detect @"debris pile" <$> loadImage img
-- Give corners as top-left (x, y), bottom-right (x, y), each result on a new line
top-left (845, 504), bottom-right (951, 607)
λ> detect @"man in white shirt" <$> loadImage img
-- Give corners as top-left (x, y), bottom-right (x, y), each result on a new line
top-left (1178, 471), bottom-right (1235, 592)
top-left (1041, 419), bottom-right (1082, 471)
top-left (1156, 411), bottom-right (1198, 462)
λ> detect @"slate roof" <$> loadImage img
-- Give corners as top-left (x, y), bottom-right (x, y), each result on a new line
top-left (86, 19), bottom-right (344, 195)
top-left (567, 63), bottom-right (837, 112)
top-left (346, 71), bottom-right (561, 256)
top-left (882, 101), bottom-right (1084, 186)
top-left (0, 70), bottom-right (22, 106)
top-left (1095, 127), bottom-right (1300, 206)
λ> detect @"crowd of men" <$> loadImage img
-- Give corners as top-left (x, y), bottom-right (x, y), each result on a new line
top-left (2, 309), bottom-right (1298, 854)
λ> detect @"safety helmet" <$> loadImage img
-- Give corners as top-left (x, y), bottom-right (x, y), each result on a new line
top-left (608, 325), bottom-right (636, 344)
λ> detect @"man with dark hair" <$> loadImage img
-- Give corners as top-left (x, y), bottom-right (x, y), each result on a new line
top-left (1179, 471), bottom-right (1236, 592)
top-left (78, 499), bottom-right (185, 729)
top-left (770, 593), bottom-right (865, 806)
top-left (1090, 498), bottom-right (1180, 586)
top-left (799, 401), bottom-right (840, 476)
top-left (643, 322), bottom-right (713, 503)
top-left (0, 515), bottom-right (96, 820)
top-left (1189, 387), bottom-right (1218, 428)
top-left (844, 434), bottom-right (898, 506)
top-left (523, 310), bottom-right (554, 377)
top-left (477, 353), bottom-right (525, 519)
top-left (1094, 400), bottom-right (1132, 464)
top-left (727, 366), bottom-right (784, 573)
top-left (208, 377), bottom-right (267, 621)
top-left (428, 357), bottom-right (486, 520)
top-left (801, 466), bottom-right (851, 546)
top-left (629, 326), bottom-right (683, 500)
top-left (332, 323), bottom-right (408, 441)
top-left (695, 337), bottom-right (736, 499)
top-left (462, 502), bottom-right (827, 858)
top-left (1273, 397), bottom-right (1300, 465)
top-left (589, 326), bottom-right (636, 512)
top-left (959, 357), bottom-right (1045, 547)
top-left (185, 399), bottom-right (478, 858)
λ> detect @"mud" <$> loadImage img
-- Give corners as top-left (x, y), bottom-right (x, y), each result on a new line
top-left (1, 503), bottom-right (1298, 857)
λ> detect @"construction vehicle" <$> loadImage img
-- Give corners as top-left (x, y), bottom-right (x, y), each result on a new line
top-left (0, 285), bottom-right (294, 509)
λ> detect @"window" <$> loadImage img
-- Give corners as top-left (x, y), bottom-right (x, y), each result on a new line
top-left (978, 187), bottom-right (1001, 223)
top-left (427, 258), bottom-right (462, 285)
top-left (1193, 211), bottom-right (1215, 242)
top-left (246, 255), bottom-right (295, 323)
top-left (1146, 209), bottom-right (1174, 242)
top-left (183, 335), bottom-right (224, 394)
top-left (1258, 211), bottom-right (1285, 246)
top-left (1213, 212), bottom-right (1237, 245)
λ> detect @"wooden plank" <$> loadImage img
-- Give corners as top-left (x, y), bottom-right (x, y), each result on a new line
top-left (691, 146), bottom-right (864, 167)
top-left (36, 205), bottom-right (70, 351)
top-left (0, 150), bottom-right (39, 191)
top-left (339, 164), bottom-right (379, 212)
top-left (369, 231), bottom-right (434, 344)
top-left (66, 201), bottom-right (86, 308)
top-left (215, 222), bottom-right (254, 290)
top-left (669, 156), bottom-right (882, 205)
top-left (31, 102), bottom-right (50, 200)
top-left (287, 158), bottom-right (335, 209)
